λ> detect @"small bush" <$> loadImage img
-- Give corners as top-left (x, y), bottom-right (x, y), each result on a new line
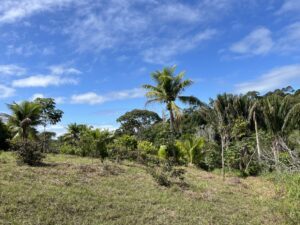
top-left (158, 145), bottom-right (168, 160)
top-left (10, 140), bottom-right (44, 166)
top-left (137, 140), bottom-right (157, 155)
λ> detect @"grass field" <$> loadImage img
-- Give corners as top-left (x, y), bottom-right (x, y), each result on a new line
top-left (0, 152), bottom-right (297, 225)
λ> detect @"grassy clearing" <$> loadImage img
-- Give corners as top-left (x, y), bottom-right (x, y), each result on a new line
top-left (0, 152), bottom-right (297, 225)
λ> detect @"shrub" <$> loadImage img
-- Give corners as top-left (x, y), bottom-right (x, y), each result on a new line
top-left (10, 140), bottom-right (44, 166)
top-left (158, 145), bottom-right (168, 160)
top-left (138, 141), bottom-right (157, 155)
top-left (176, 135), bottom-right (205, 165)
top-left (114, 135), bottom-right (137, 151)
top-left (59, 143), bottom-right (82, 155)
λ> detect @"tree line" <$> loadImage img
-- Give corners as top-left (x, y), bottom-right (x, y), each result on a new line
top-left (0, 66), bottom-right (299, 177)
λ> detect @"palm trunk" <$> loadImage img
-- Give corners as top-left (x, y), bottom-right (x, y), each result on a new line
top-left (169, 105), bottom-right (175, 133)
top-left (253, 112), bottom-right (261, 162)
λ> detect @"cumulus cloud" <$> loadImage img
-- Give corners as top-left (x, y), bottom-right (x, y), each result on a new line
top-left (71, 92), bottom-right (106, 105)
top-left (0, 64), bottom-right (26, 76)
top-left (235, 64), bottom-right (300, 93)
top-left (229, 27), bottom-right (273, 56)
top-left (71, 88), bottom-right (145, 105)
top-left (0, 84), bottom-right (15, 98)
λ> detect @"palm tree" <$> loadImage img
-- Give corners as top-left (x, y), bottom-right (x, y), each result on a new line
top-left (3, 101), bottom-right (41, 140)
top-left (143, 66), bottom-right (199, 133)
top-left (63, 123), bottom-right (87, 145)
top-left (200, 94), bottom-right (236, 180)
top-left (260, 93), bottom-right (300, 167)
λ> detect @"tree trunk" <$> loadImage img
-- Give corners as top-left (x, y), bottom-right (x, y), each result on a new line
top-left (253, 112), bottom-right (262, 162)
top-left (169, 104), bottom-right (175, 133)
top-left (221, 136), bottom-right (225, 181)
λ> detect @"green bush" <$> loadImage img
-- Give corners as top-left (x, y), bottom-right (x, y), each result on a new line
top-left (10, 140), bottom-right (44, 166)
top-left (176, 135), bottom-right (205, 165)
top-left (113, 135), bottom-right (137, 151)
top-left (59, 143), bottom-right (82, 156)
top-left (158, 145), bottom-right (168, 160)
top-left (138, 141), bottom-right (157, 155)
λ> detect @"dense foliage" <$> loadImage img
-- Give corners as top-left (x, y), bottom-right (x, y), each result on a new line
top-left (0, 67), bottom-right (299, 177)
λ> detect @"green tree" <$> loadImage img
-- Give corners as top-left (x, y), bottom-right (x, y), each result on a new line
top-left (63, 123), bottom-right (88, 145)
top-left (0, 119), bottom-right (10, 150)
top-left (34, 98), bottom-right (63, 151)
top-left (116, 109), bottom-right (161, 136)
top-left (143, 66), bottom-right (199, 133)
top-left (260, 91), bottom-right (300, 168)
top-left (4, 101), bottom-right (41, 140)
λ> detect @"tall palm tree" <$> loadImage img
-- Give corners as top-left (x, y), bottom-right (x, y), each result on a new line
top-left (260, 93), bottom-right (300, 166)
top-left (143, 66), bottom-right (199, 133)
top-left (200, 93), bottom-right (236, 180)
top-left (3, 101), bottom-right (41, 140)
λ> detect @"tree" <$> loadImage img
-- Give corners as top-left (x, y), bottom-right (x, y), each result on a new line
top-left (34, 98), bottom-right (63, 151)
top-left (260, 91), bottom-right (300, 168)
top-left (63, 123), bottom-right (87, 145)
top-left (200, 94), bottom-right (236, 179)
top-left (3, 101), bottom-right (43, 165)
top-left (4, 101), bottom-right (41, 140)
top-left (0, 119), bottom-right (10, 150)
top-left (116, 109), bottom-right (161, 136)
top-left (143, 66), bottom-right (199, 133)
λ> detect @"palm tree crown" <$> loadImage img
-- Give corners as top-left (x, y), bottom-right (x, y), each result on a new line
top-left (143, 66), bottom-right (198, 132)
top-left (4, 101), bottom-right (41, 139)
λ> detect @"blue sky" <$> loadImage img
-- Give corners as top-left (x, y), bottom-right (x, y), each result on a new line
top-left (0, 0), bottom-right (300, 135)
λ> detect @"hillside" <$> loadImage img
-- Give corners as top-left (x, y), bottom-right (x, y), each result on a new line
top-left (0, 152), bottom-right (297, 225)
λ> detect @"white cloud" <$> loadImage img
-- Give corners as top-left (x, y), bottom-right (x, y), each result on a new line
top-left (49, 65), bottom-right (81, 75)
top-left (276, 22), bottom-right (300, 53)
top-left (0, 64), bottom-right (26, 76)
top-left (0, 0), bottom-right (78, 24)
top-left (71, 88), bottom-right (145, 105)
top-left (71, 92), bottom-right (106, 105)
top-left (143, 29), bottom-right (217, 64)
top-left (230, 27), bottom-right (273, 56)
top-left (156, 3), bottom-right (200, 23)
top-left (6, 43), bottom-right (54, 57)
top-left (12, 75), bottom-right (78, 88)
top-left (276, 0), bottom-right (300, 14)
top-left (0, 84), bottom-right (15, 98)
top-left (236, 64), bottom-right (300, 93)
top-left (11, 65), bottom-right (80, 88)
